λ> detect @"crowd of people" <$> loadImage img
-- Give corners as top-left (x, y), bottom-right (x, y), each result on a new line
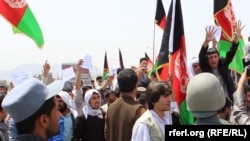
top-left (0, 20), bottom-right (249, 141)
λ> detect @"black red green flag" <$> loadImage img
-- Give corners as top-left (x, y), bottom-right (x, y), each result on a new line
top-left (119, 48), bottom-right (125, 69)
top-left (145, 52), bottom-right (154, 73)
top-left (214, 0), bottom-right (244, 74)
top-left (156, 0), bottom-right (194, 124)
top-left (153, 0), bottom-right (167, 76)
top-left (102, 51), bottom-right (109, 80)
top-left (155, 0), bottom-right (167, 30)
top-left (155, 0), bottom-right (172, 81)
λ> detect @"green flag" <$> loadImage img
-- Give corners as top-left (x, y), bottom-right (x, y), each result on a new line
top-left (214, 0), bottom-right (244, 74)
top-left (0, 0), bottom-right (44, 48)
top-left (217, 39), bottom-right (244, 74)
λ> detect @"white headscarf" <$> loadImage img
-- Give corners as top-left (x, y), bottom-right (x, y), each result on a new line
top-left (57, 91), bottom-right (78, 118)
top-left (188, 57), bottom-right (199, 77)
top-left (83, 89), bottom-right (103, 119)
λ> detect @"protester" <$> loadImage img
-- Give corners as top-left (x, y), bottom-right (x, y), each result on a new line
top-left (56, 91), bottom-right (77, 141)
top-left (2, 77), bottom-right (64, 140)
top-left (137, 57), bottom-right (151, 88)
top-left (95, 76), bottom-right (104, 90)
top-left (95, 74), bottom-right (114, 106)
top-left (0, 80), bottom-right (8, 95)
top-left (0, 95), bottom-right (8, 141)
top-left (72, 89), bottom-right (106, 141)
top-left (231, 68), bottom-right (250, 124)
top-left (131, 80), bottom-right (173, 141)
top-left (62, 81), bottom-right (75, 100)
top-left (136, 87), bottom-right (147, 106)
top-left (105, 69), bottom-right (146, 141)
top-left (74, 59), bottom-right (87, 115)
top-left (244, 85), bottom-right (250, 114)
top-left (101, 89), bottom-right (117, 114)
top-left (188, 57), bottom-right (201, 77)
top-left (91, 79), bottom-right (95, 89)
top-left (41, 60), bottom-right (54, 85)
top-left (198, 20), bottom-right (244, 101)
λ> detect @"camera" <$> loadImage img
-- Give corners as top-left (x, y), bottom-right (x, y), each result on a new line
top-left (243, 58), bottom-right (250, 85)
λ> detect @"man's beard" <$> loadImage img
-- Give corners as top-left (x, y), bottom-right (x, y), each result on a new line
top-left (58, 104), bottom-right (67, 113)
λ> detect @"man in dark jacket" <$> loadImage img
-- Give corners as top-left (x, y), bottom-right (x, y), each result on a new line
top-left (199, 20), bottom-right (244, 101)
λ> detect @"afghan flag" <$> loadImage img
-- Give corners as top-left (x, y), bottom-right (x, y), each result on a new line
top-left (102, 51), bottom-right (109, 81)
top-left (119, 48), bottom-right (125, 69)
top-left (155, 0), bottom-right (167, 30)
top-left (154, 46), bottom-right (169, 81)
top-left (158, 0), bottom-right (194, 124)
top-left (155, 5), bottom-right (170, 81)
top-left (145, 52), bottom-right (154, 74)
top-left (0, 0), bottom-right (44, 48)
top-left (214, 0), bottom-right (244, 74)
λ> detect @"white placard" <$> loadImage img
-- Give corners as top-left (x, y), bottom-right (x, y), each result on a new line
top-left (11, 71), bottom-right (33, 86)
top-left (59, 67), bottom-right (76, 82)
top-left (81, 53), bottom-right (92, 70)
top-left (110, 67), bottom-right (118, 75)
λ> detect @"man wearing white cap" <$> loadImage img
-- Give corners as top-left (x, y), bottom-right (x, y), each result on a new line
top-left (2, 77), bottom-right (64, 140)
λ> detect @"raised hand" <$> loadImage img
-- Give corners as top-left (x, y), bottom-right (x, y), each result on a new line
top-left (76, 59), bottom-right (83, 71)
top-left (203, 26), bottom-right (217, 47)
top-left (233, 20), bottom-right (245, 43)
top-left (43, 60), bottom-right (50, 77)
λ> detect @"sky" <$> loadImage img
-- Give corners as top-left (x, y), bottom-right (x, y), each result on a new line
top-left (0, 0), bottom-right (249, 76)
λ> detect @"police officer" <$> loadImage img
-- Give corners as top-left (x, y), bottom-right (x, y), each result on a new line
top-left (186, 73), bottom-right (231, 125)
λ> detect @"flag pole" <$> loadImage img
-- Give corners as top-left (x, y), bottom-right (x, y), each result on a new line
top-left (168, 54), bottom-right (172, 82)
top-left (168, 53), bottom-right (176, 101)
top-left (152, 22), bottom-right (156, 64)
top-left (168, 54), bottom-right (172, 86)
